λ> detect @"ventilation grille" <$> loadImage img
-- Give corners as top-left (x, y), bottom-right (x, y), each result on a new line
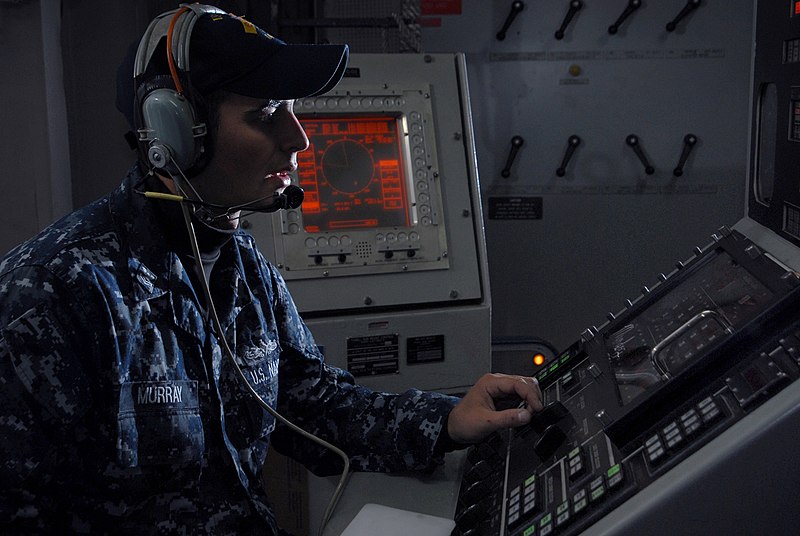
top-left (783, 202), bottom-right (800, 240)
top-left (355, 241), bottom-right (373, 258)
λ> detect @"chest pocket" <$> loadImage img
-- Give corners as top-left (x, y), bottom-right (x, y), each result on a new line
top-left (117, 380), bottom-right (204, 468)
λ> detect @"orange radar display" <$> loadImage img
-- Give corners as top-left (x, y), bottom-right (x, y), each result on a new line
top-left (297, 115), bottom-right (411, 233)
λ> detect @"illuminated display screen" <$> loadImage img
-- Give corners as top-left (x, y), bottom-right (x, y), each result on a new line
top-left (796, 1), bottom-right (800, 16)
top-left (605, 251), bottom-right (773, 406)
top-left (297, 115), bottom-right (411, 233)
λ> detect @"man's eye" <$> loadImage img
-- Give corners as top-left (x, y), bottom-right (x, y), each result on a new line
top-left (259, 100), bottom-right (284, 122)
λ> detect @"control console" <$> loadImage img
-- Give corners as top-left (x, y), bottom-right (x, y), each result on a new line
top-left (453, 227), bottom-right (800, 535)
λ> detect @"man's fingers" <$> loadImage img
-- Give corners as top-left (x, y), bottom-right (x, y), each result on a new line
top-left (481, 373), bottom-right (544, 412)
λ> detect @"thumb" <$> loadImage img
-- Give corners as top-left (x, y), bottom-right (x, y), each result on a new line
top-left (492, 407), bottom-right (532, 429)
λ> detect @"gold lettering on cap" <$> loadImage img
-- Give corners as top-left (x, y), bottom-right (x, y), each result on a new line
top-left (238, 18), bottom-right (257, 34)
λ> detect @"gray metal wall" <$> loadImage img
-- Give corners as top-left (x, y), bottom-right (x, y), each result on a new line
top-left (420, 0), bottom-right (755, 350)
top-left (4, 0), bottom-right (755, 354)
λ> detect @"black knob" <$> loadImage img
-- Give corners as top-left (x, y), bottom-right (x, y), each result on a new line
top-left (497, 1), bottom-right (525, 41)
top-left (466, 459), bottom-right (495, 481)
top-left (455, 501), bottom-right (487, 531)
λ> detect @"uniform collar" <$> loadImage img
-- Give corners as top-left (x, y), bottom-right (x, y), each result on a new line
top-left (111, 165), bottom-right (254, 335)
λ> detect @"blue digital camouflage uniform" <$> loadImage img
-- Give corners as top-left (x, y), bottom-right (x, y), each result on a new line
top-left (0, 164), bottom-right (459, 534)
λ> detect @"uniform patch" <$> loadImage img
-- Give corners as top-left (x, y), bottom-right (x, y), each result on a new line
top-left (119, 380), bottom-right (199, 412)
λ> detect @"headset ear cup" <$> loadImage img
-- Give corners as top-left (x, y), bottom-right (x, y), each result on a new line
top-left (135, 75), bottom-right (206, 174)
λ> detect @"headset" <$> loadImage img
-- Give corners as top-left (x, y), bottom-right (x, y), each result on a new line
top-left (133, 4), bottom-right (304, 213)
top-left (133, 4), bottom-right (225, 175)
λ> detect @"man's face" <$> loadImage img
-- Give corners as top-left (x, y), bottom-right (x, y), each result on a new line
top-left (190, 93), bottom-right (309, 228)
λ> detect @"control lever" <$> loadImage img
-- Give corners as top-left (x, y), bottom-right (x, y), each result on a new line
top-left (530, 401), bottom-right (571, 434)
top-left (526, 401), bottom-right (574, 459)
top-left (673, 133), bottom-right (697, 176)
top-left (666, 0), bottom-right (701, 32)
top-left (501, 135), bottom-right (525, 177)
top-left (556, 134), bottom-right (581, 177)
top-left (608, 0), bottom-right (641, 35)
top-left (555, 0), bottom-right (583, 40)
top-left (497, 0), bottom-right (525, 41)
top-left (625, 134), bottom-right (655, 175)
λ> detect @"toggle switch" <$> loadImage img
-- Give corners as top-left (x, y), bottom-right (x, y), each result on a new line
top-left (555, 0), bottom-right (583, 40)
top-left (673, 133), bottom-right (698, 177)
top-left (501, 135), bottom-right (525, 178)
top-left (556, 135), bottom-right (581, 177)
top-left (497, 0), bottom-right (525, 41)
top-left (666, 0), bottom-right (702, 32)
top-left (625, 134), bottom-right (655, 175)
top-left (608, 0), bottom-right (642, 35)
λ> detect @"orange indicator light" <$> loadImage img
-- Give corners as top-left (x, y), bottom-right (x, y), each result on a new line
top-left (533, 353), bottom-right (546, 367)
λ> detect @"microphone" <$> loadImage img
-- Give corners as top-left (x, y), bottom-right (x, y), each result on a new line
top-left (249, 185), bottom-right (304, 213)
top-left (140, 185), bottom-right (304, 214)
top-left (277, 184), bottom-right (305, 210)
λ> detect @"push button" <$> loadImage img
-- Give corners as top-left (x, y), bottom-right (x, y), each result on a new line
top-left (606, 464), bottom-right (625, 490)
top-left (507, 483), bottom-right (523, 529)
top-left (697, 396), bottom-right (722, 425)
top-left (538, 513), bottom-right (554, 536)
top-left (555, 500), bottom-right (571, 528)
top-left (645, 433), bottom-right (666, 466)
top-left (567, 446), bottom-right (586, 480)
top-left (662, 421), bottom-right (685, 450)
top-left (680, 408), bottom-right (702, 437)
top-left (572, 488), bottom-right (588, 516)
top-left (589, 476), bottom-right (606, 503)
top-left (522, 474), bottom-right (539, 516)
top-left (560, 370), bottom-right (579, 392)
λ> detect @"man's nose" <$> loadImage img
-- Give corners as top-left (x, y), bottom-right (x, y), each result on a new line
top-left (281, 112), bottom-right (310, 154)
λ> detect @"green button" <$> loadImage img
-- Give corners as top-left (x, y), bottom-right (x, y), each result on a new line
top-left (591, 487), bottom-right (605, 502)
top-left (523, 524), bottom-right (536, 536)
top-left (607, 464), bottom-right (621, 478)
top-left (556, 501), bottom-right (570, 515)
top-left (539, 369), bottom-right (549, 380)
top-left (569, 447), bottom-right (580, 458)
top-left (549, 362), bottom-right (559, 372)
top-left (539, 513), bottom-right (552, 526)
top-left (525, 474), bottom-right (537, 487)
top-left (560, 352), bottom-right (572, 364)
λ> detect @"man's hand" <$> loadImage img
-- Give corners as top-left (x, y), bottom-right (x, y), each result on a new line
top-left (447, 373), bottom-right (544, 445)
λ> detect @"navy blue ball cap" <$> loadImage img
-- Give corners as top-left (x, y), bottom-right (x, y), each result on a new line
top-left (189, 12), bottom-right (349, 100)
top-left (116, 9), bottom-right (349, 129)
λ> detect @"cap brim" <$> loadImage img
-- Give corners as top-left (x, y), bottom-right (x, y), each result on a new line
top-left (216, 43), bottom-right (349, 101)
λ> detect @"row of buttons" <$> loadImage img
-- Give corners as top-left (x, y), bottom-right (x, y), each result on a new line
top-left (513, 464), bottom-right (626, 536)
top-left (644, 396), bottom-right (722, 466)
top-left (507, 474), bottom-right (539, 527)
top-left (296, 96), bottom-right (408, 109)
top-left (567, 446), bottom-right (586, 480)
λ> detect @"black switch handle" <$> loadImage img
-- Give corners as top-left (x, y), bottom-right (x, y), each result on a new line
top-left (666, 0), bottom-right (701, 32)
top-left (501, 135), bottom-right (525, 178)
top-left (609, 0), bottom-right (642, 35)
top-left (555, 0), bottom-right (583, 40)
top-left (626, 134), bottom-right (655, 175)
top-left (556, 135), bottom-right (581, 177)
top-left (673, 133), bottom-right (698, 176)
top-left (497, 1), bottom-right (525, 41)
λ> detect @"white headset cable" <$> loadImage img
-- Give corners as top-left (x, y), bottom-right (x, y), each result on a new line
top-left (163, 167), bottom-right (352, 536)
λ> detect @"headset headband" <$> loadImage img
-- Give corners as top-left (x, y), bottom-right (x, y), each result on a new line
top-left (133, 4), bottom-right (226, 85)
